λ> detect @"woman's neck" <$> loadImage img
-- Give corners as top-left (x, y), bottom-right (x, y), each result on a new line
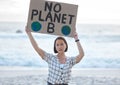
top-left (57, 53), bottom-right (66, 64)
top-left (57, 53), bottom-right (66, 58)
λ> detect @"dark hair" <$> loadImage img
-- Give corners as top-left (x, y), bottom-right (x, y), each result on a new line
top-left (54, 37), bottom-right (68, 53)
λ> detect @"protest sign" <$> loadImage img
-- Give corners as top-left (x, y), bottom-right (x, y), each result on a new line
top-left (27, 0), bottom-right (78, 37)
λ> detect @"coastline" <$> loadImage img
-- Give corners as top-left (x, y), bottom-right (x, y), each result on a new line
top-left (0, 66), bottom-right (120, 85)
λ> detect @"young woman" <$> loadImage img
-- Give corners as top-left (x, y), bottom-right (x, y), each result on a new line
top-left (25, 27), bottom-right (84, 85)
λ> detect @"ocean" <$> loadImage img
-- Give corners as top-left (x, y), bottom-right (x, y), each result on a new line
top-left (0, 22), bottom-right (120, 68)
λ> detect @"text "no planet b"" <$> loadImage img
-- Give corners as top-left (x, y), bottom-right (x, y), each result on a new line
top-left (31, 1), bottom-right (75, 36)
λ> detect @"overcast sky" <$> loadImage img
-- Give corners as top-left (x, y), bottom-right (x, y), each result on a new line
top-left (0, 0), bottom-right (120, 24)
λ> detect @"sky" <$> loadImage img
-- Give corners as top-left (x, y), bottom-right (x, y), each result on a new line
top-left (0, 0), bottom-right (120, 24)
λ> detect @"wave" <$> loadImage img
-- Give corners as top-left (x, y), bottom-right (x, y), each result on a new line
top-left (0, 22), bottom-right (120, 68)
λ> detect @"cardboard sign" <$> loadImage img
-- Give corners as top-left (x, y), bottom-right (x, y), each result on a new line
top-left (27, 0), bottom-right (78, 37)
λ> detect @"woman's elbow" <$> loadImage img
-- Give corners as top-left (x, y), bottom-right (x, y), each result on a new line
top-left (80, 50), bottom-right (84, 58)
top-left (81, 50), bottom-right (85, 56)
top-left (76, 53), bottom-right (84, 63)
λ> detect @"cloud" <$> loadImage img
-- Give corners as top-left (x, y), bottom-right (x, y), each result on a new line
top-left (0, 0), bottom-right (16, 7)
top-left (0, 0), bottom-right (120, 24)
top-left (0, 0), bottom-right (30, 21)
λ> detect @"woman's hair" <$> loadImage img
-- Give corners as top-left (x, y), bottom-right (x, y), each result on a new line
top-left (54, 36), bottom-right (68, 53)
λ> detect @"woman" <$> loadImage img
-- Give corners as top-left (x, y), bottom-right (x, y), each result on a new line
top-left (25, 27), bottom-right (84, 85)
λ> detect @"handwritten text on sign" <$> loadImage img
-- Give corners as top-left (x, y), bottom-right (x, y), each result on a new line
top-left (27, 0), bottom-right (78, 37)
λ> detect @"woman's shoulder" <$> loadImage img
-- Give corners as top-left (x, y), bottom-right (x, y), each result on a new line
top-left (43, 51), bottom-right (56, 62)
top-left (44, 51), bottom-right (56, 57)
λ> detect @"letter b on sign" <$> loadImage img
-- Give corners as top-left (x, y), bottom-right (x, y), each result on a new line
top-left (47, 22), bottom-right (55, 33)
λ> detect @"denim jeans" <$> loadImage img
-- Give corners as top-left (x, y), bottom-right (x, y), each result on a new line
top-left (47, 82), bottom-right (68, 85)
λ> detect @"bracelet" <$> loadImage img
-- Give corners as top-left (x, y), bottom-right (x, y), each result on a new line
top-left (75, 39), bottom-right (79, 42)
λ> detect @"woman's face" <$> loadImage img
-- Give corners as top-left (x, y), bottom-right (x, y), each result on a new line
top-left (55, 39), bottom-right (66, 54)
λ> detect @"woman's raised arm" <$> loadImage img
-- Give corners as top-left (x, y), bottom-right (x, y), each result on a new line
top-left (25, 27), bottom-right (45, 59)
top-left (74, 32), bottom-right (84, 63)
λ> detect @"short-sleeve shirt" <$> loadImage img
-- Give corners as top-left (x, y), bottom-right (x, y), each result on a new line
top-left (43, 51), bottom-right (76, 84)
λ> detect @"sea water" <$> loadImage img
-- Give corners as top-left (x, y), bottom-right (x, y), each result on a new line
top-left (0, 22), bottom-right (120, 68)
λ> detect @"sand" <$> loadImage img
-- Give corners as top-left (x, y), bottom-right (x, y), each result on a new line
top-left (0, 66), bottom-right (120, 85)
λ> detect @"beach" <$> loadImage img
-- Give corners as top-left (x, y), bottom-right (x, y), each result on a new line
top-left (0, 22), bottom-right (120, 85)
top-left (0, 66), bottom-right (120, 85)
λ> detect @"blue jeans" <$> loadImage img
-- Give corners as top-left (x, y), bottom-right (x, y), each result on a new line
top-left (47, 82), bottom-right (68, 85)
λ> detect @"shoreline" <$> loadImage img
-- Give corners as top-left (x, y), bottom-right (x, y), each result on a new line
top-left (0, 66), bottom-right (120, 78)
top-left (0, 66), bottom-right (120, 85)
